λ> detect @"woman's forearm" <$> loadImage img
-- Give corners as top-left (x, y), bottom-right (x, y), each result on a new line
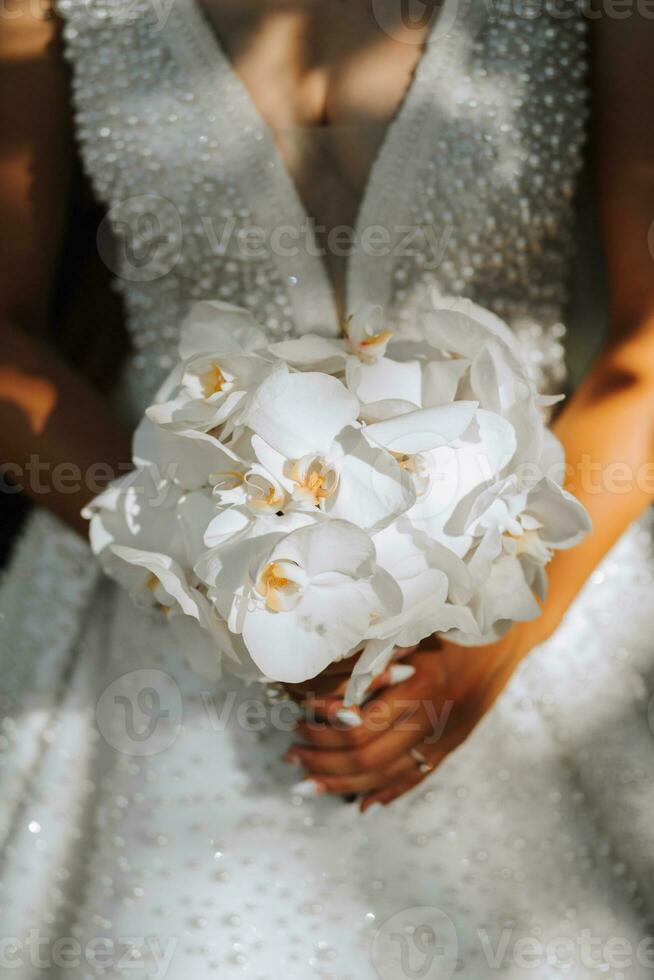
top-left (523, 315), bottom-right (654, 647)
top-left (524, 14), bottom-right (654, 646)
top-left (0, 320), bottom-right (132, 537)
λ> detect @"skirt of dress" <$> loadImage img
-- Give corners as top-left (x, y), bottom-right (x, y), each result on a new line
top-left (1, 505), bottom-right (654, 980)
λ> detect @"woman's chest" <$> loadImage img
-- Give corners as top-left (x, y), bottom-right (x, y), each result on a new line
top-left (196, 0), bottom-right (432, 133)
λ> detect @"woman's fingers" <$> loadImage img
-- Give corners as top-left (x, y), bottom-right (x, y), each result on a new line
top-left (297, 662), bottom-right (417, 715)
top-left (283, 651), bottom-right (366, 702)
top-left (293, 752), bottom-right (418, 796)
top-left (359, 770), bottom-right (425, 812)
top-left (358, 737), bottom-right (458, 812)
top-left (359, 743), bottom-right (448, 813)
top-left (285, 700), bottom-right (438, 792)
top-left (285, 719), bottom-right (424, 777)
top-left (288, 728), bottom-right (451, 797)
top-left (282, 649), bottom-right (457, 797)
top-left (296, 654), bottom-right (439, 749)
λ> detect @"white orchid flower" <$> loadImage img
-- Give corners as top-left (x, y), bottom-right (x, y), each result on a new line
top-left (200, 506), bottom-right (316, 568)
top-left (447, 472), bottom-right (591, 642)
top-left (466, 474), bottom-right (591, 590)
top-left (370, 524), bottom-right (478, 646)
top-left (168, 608), bottom-right (261, 683)
top-left (133, 416), bottom-right (247, 493)
top-left (268, 302), bottom-right (394, 375)
top-left (84, 468), bottom-right (186, 592)
top-left (110, 541), bottom-right (250, 682)
top-left (85, 474), bottom-right (249, 677)
top-left (241, 369), bottom-right (359, 456)
top-left (467, 473), bottom-right (589, 551)
top-left (344, 304), bottom-right (550, 474)
top-left (462, 339), bottom-right (546, 470)
top-left (177, 300), bottom-right (269, 359)
top-left (364, 403), bottom-right (516, 555)
top-left (83, 467), bottom-right (206, 620)
top-left (133, 417), bottom-right (289, 517)
top-left (239, 369), bottom-right (416, 531)
top-left (197, 508), bottom-right (318, 613)
top-left (346, 355), bottom-right (424, 409)
top-left (250, 434), bottom-right (339, 508)
top-left (249, 425), bottom-right (415, 533)
top-left (200, 519), bottom-right (402, 683)
top-left (342, 521), bottom-right (478, 704)
top-left (146, 354), bottom-right (283, 434)
top-left (342, 303), bottom-right (394, 362)
top-left (146, 301), bottom-right (281, 434)
top-left (419, 296), bottom-right (523, 357)
top-left (418, 301), bottom-right (562, 471)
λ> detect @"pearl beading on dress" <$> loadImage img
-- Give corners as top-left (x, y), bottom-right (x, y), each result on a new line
top-left (57, 0), bottom-right (587, 412)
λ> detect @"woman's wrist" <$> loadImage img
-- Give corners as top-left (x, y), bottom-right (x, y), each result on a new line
top-left (511, 611), bottom-right (558, 665)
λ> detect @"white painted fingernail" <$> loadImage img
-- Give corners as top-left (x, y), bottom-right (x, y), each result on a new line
top-left (291, 779), bottom-right (323, 797)
top-left (389, 664), bottom-right (416, 684)
top-left (335, 707), bottom-right (363, 728)
top-left (363, 802), bottom-right (384, 818)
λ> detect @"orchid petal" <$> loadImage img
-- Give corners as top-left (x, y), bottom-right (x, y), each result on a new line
top-left (111, 545), bottom-right (203, 621)
top-left (346, 357), bottom-right (422, 406)
top-left (326, 428), bottom-right (415, 532)
top-left (271, 520), bottom-right (375, 579)
top-left (243, 371), bottom-right (359, 456)
top-left (364, 402), bottom-right (478, 455)
top-left (178, 301), bottom-right (267, 358)
top-left (526, 479), bottom-right (592, 547)
top-left (268, 334), bottom-right (346, 372)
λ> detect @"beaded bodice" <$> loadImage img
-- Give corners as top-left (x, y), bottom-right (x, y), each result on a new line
top-left (58, 0), bottom-right (587, 412)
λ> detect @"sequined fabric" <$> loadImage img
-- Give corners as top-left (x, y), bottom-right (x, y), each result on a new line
top-left (1, 0), bottom-right (653, 976)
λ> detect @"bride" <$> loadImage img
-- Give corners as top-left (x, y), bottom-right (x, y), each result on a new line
top-left (1, 0), bottom-right (654, 976)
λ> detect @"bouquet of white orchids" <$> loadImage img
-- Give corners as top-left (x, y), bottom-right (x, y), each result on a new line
top-left (85, 298), bottom-right (591, 703)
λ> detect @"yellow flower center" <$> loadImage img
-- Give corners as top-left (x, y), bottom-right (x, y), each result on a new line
top-left (342, 314), bottom-right (393, 355)
top-left (249, 484), bottom-right (284, 509)
top-left (389, 449), bottom-right (431, 496)
top-left (145, 573), bottom-right (171, 615)
top-left (256, 561), bottom-right (301, 612)
top-left (504, 528), bottom-right (550, 563)
top-left (211, 468), bottom-right (246, 491)
top-left (359, 329), bottom-right (394, 349)
top-left (390, 451), bottom-right (414, 471)
top-left (289, 457), bottom-right (338, 506)
top-left (202, 362), bottom-right (227, 396)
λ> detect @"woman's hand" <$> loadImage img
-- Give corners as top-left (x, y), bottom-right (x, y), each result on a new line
top-left (283, 627), bottom-right (529, 813)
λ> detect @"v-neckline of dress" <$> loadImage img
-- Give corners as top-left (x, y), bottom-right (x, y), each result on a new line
top-left (162, 0), bottom-right (474, 335)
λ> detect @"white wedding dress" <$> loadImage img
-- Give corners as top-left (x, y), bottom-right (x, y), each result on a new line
top-left (2, 1), bottom-right (654, 977)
